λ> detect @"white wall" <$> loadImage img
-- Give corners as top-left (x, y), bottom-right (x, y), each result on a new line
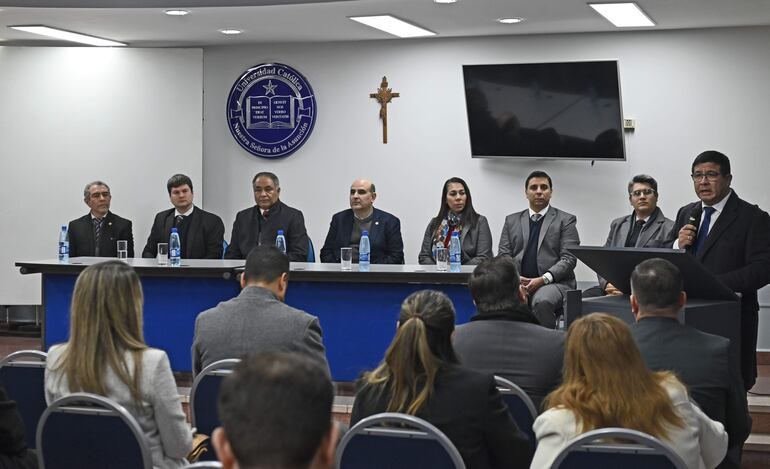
top-left (0, 47), bottom-right (203, 304)
top-left (202, 26), bottom-right (770, 347)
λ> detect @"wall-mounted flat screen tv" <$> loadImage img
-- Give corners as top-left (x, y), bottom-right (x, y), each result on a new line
top-left (462, 60), bottom-right (625, 160)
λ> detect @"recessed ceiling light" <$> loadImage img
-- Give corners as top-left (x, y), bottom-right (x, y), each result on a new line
top-left (164, 10), bottom-right (190, 16)
top-left (433, 0), bottom-right (458, 4)
top-left (219, 29), bottom-right (243, 35)
top-left (8, 25), bottom-right (126, 46)
top-left (497, 17), bottom-right (525, 24)
top-left (349, 15), bottom-right (435, 38)
top-left (588, 2), bottom-right (655, 27)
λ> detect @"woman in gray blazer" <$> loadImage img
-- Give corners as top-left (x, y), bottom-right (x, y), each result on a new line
top-left (45, 261), bottom-right (192, 469)
top-left (419, 177), bottom-right (493, 265)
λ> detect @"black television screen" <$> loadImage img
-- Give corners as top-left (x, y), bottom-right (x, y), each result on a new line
top-left (462, 61), bottom-right (625, 160)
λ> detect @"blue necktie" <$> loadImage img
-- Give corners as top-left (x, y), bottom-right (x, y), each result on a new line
top-left (692, 206), bottom-right (716, 255)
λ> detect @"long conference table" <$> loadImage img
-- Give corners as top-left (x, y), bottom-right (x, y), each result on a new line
top-left (16, 258), bottom-right (476, 382)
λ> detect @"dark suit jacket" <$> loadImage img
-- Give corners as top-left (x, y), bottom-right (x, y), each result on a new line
top-left (671, 191), bottom-right (770, 389)
top-left (141, 207), bottom-right (225, 259)
top-left (418, 215), bottom-right (493, 265)
top-left (631, 317), bottom-right (751, 467)
top-left (0, 383), bottom-right (38, 469)
top-left (225, 200), bottom-right (309, 262)
top-left (498, 206), bottom-right (580, 288)
top-left (351, 366), bottom-right (532, 469)
top-left (598, 207), bottom-right (674, 289)
top-left (68, 211), bottom-right (134, 258)
top-left (319, 208), bottom-right (404, 264)
top-left (453, 309), bottom-right (565, 413)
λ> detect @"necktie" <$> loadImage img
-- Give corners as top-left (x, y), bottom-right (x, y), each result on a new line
top-left (262, 209), bottom-right (270, 220)
top-left (625, 219), bottom-right (646, 247)
top-left (93, 218), bottom-right (103, 256)
top-left (175, 215), bottom-right (185, 227)
top-left (531, 213), bottom-right (542, 222)
top-left (692, 207), bottom-right (716, 255)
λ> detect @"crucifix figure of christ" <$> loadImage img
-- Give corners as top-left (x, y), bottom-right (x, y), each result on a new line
top-left (370, 76), bottom-right (399, 144)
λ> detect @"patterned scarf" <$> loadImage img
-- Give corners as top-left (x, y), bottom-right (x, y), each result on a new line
top-left (433, 212), bottom-right (463, 255)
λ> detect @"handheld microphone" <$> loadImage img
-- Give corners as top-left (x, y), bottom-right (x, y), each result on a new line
top-left (685, 205), bottom-right (703, 251)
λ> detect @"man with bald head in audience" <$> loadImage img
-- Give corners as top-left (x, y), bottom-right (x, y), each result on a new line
top-left (630, 258), bottom-right (750, 468)
top-left (320, 178), bottom-right (404, 264)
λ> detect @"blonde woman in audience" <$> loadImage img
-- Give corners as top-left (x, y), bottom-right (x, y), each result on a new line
top-left (531, 313), bottom-right (727, 469)
top-left (351, 290), bottom-right (531, 469)
top-left (45, 261), bottom-right (192, 469)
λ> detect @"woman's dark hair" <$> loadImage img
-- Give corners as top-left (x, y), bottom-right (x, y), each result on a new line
top-left (361, 290), bottom-right (458, 415)
top-left (430, 177), bottom-right (480, 230)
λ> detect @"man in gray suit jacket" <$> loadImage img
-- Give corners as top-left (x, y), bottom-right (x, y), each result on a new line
top-left (454, 256), bottom-right (564, 412)
top-left (592, 174), bottom-right (674, 296)
top-left (498, 171), bottom-right (580, 328)
top-left (629, 258), bottom-right (750, 468)
top-left (191, 245), bottom-right (329, 376)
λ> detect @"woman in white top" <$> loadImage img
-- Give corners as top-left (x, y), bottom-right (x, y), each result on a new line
top-left (45, 261), bottom-right (192, 469)
top-left (531, 313), bottom-right (727, 469)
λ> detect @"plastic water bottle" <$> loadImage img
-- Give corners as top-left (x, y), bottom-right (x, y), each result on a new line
top-left (275, 230), bottom-right (287, 254)
top-left (359, 230), bottom-right (370, 272)
top-left (169, 228), bottom-right (181, 267)
top-left (449, 231), bottom-right (461, 272)
top-left (58, 225), bottom-right (69, 263)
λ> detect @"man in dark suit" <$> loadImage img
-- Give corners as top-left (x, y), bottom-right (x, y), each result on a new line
top-left (225, 172), bottom-right (309, 262)
top-left (68, 180), bottom-right (134, 258)
top-left (141, 174), bottom-right (225, 259)
top-left (192, 245), bottom-right (329, 376)
top-left (587, 174), bottom-right (674, 296)
top-left (319, 179), bottom-right (404, 264)
top-left (672, 150), bottom-right (770, 390)
top-left (498, 170), bottom-right (580, 328)
top-left (453, 255), bottom-right (564, 412)
top-left (630, 258), bottom-right (751, 468)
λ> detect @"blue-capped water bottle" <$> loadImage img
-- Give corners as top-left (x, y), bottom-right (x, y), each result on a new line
top-left (359, 230), bottom-right (370, 272)
top-left (169, 228), bottom-right (181, 267)
top-left (275, 230), bottom-right (287, 254)
top-left (58, 225), bottom-right (69, 263)
top-left (449, 231), bottom-right (461, 272)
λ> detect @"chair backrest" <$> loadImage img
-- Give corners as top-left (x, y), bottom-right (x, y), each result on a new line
top-left (190, 359), bottom-right (240, 460)
top-left (307, 237), bottom-right (315, 262)
top-left (336, 412), bottom-right (466, 469)
top-left (183, 462), bottom-right (223, 468)
top-left (551, 427), bottom-right (688, 469)
top-left (37, 392), bottom-right (153, 469)
top-left (494, 375), bottom-right (537, 454)
top-left (0, 349), bottom-right (47, 449)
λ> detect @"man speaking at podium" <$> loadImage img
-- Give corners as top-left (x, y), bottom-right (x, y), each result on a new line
top-left (672, 150), bottom-right (770, 390)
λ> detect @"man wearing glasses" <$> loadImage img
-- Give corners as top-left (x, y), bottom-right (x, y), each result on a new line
top-left (68, 181), bottom-right (134, 258)
top-left (593, 174), bottom-right (674, 296)
top-left (672, 150), bottom-right (770, 391)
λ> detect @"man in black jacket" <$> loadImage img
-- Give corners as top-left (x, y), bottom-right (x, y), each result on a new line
top-left (142, 174), bottom-right (225, 259)
top-left (630, 258), bottom-right (751, 468)
top-left (68, 180), bottom-right (134, 258)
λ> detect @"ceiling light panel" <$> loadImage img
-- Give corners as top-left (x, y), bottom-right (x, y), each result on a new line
top-left (588, 2), bottom-right (655, 27)
top-left (8, 25), bottom-right (126, 46)
top-left (349, 15), bottom-right (435, 38)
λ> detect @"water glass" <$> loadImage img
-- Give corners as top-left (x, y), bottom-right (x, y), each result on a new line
top-left (157, 243), bottom-right (169, 265)
top-left (435, 247), bottom-right (448, 272)
top-left (117, 240), bottom-right (128, 261)
top-left (340, 247), bottom-right (353, 271)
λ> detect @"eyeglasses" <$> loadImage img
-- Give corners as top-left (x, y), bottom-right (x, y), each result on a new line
top-left (691, 171), bottom-right (721, 182)
top-left (629, 188), bottom-right (656, 197)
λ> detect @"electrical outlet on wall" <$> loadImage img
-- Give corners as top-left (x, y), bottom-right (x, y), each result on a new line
top-left (623, 118), bottom-right (636, 130)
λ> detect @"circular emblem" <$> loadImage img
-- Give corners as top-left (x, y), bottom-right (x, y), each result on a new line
top-left (226, 63), bottom-right (317, 159)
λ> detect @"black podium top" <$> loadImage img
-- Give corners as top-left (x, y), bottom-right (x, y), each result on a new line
top-left (568, 246), bottom-right (738, 301)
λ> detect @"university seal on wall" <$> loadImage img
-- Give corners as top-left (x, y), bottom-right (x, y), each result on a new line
top-left (226, 63), bottom-right (317, 159)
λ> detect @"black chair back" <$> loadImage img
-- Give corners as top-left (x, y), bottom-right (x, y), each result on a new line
top-left (494, 375), bottom-right (537, 454)
top-left (190, 359), bottom-right (240, 461)
top-left (0, 350), bottom-right (47, 449)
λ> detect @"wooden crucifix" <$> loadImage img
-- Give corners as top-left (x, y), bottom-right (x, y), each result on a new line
top-left (370, 76), bottom-right (399, 144)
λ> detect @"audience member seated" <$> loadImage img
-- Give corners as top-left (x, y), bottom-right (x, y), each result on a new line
top-left (350, 290), bottom-right (531, 469)
top-left (630, 258), bottom-right (751, 468)
top-left (418, 177), bottom-right (493, 265)
top-left (213, 351), bottom-right (336, 469)
top-left (192, 245), bottom-right (329, 376)
top-left (453, 256), bottom-right (564, 412)
top-left (45, 261), bottom-right (192, 469)
top-left (0, 382), bottom-right (37, 469)
top-left (531, 313), bottom-right (727, 469)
